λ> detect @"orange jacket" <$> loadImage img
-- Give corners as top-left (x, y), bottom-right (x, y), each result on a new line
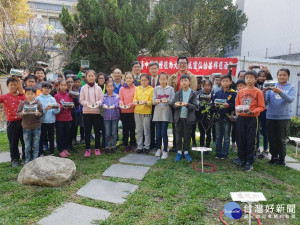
top-left (235, 87), bottom-right (265, 117)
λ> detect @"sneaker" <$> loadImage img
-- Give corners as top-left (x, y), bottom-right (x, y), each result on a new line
top-left (268, 156), bottom-right (278, 165)
top-left (240, 160), bottom-right (247, 168)
top-left (215, 154), bottom-right (220, 159)
top-left (84, 149), bottom-right (91, 157)
top-left (161, 151), bottom-right (169, 159)
top-left (175, 153), bottom-right (183, 162)
top-left (63, 149), bottom-right (71, 156)
top-left (155, 149), bottom-right (162, 157)
top-left (94, 149), bottom-right (101, 156)
top-left (136, 149), bottom-right (143, 154)
top-left (258, 151), bottom-right (268, 159)
top-left (129, 145), bottom-right (135, 152)
top-left (232, 158), bottom-right (241, 166)
top-left (184, 153), bottom-right (193, 163)
top-left (11, 159), bottom-right (20, 167)
top-left (124, 146), bottom-right (129, 153)
top-left (277, 159), bottom-right (286, 166)
top-left (243, 163), bottom-right (253, 171)
top-left (143, 148), bottom-right (150, 154)
top-left (59, 151), bottom-right (68, 158)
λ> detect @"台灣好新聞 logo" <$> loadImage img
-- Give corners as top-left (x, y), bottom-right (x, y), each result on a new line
top-left (224, 202), bottom-right (243, 219)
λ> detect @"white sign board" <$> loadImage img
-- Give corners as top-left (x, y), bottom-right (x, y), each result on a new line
top-left (81, 60), bottom-right (89, 68)
top-left (230, 192), bottom-right (266, 203)
top-left (192, 147), bottom-right (212, 152)
top-left (289, 137), bottom-right (300, 143)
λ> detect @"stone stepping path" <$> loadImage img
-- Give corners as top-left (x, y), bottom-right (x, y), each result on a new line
top-left (102, 164), bottom-right (150, 180)
top-left (38, 202), bottom-right (110, 225)
top-left (0, 152), bottom-right (10, 163)
top-left (266, 153), bottom-right (299, 163)
top-left (286, 163), bottom-right (300, 171)
top-left (77, 179), bottom-right (138, 204)
top-left (119, 154), bottom-right (159, 166)
top-left (35, 152), bottom-right (158, 223)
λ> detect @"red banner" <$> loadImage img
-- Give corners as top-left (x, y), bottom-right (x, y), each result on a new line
top-left (137, 56), bottom-right (238, 76)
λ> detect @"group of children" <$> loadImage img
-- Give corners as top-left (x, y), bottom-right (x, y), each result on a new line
top-left (194, 68), bottom-right (295, 171)
top-left (0, 60), bottom-right (296, 172)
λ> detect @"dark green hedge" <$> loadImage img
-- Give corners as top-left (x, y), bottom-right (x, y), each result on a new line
top-left (289, 116), bottom-right (300, 138)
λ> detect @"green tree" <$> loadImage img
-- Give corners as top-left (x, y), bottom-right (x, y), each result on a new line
top-left (59, 0), bottom-right (168, 72)
top-left (161, 0), bottom-right (247, 57)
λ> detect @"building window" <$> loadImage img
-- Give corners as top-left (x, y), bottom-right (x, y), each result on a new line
top-left (49, 18), bottom-right (63, 30)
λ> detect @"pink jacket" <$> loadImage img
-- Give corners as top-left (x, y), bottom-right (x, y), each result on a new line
top-left (79, 83), bottom-right (103, 114)
top-left (54, 92), bottom-right (73, 121)
top-left (119, 84), bottom-right (136, 113)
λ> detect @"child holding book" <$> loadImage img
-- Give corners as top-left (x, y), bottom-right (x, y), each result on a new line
top-left (101, 82), bottom-right (120, 153)
top-left (172, 74), bottom-right (198, 163)
top-left (236, 71), bottom-right (265, 171)
top-left (17, 87), bottom-right (43, 163)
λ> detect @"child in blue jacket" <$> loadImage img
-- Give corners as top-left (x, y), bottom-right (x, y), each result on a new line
top-left (212, 75), bottom-right (237, 159)
top-left (36, 82), bottom-right (60, 155)
top-left (265, 68), bottom-right (296, 166)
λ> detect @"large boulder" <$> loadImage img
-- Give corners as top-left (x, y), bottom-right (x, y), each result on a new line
top-left (17, 156), bottom-right (76, 187)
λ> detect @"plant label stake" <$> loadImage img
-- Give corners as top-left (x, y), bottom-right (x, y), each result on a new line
top-left (191, 147), bottom-right (212, 172)
top-left (230, 192), bottom-right (266, 225)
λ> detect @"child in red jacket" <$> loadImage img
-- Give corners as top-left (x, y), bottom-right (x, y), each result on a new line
top-left (0, 77), bottom-right (26, 167)
top-left (54, 80), bottom-right (74, 158)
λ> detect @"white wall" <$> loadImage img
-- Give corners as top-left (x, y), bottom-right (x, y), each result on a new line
top-left (240, 0), bottom-right (300, 58)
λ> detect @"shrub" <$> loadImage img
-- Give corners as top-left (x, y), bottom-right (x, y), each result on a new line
top-left (289, 116), bottom-right (300, 137)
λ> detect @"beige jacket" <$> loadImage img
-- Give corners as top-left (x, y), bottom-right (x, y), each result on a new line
top-left (167, 71), bottom-right (197, 91)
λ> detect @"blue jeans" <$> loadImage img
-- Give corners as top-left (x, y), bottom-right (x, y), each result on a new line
top-left (155, 121), bottom-right (169, 151)
top-left (23, 128), bottom-right (41, 163)
top-left (215, 120), bottom-right (231, 157)
top-left (104, 120), bottom-right (118, 148)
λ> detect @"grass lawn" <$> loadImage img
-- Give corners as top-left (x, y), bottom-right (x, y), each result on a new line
top-left (0, 134), bottom-right (300, 224)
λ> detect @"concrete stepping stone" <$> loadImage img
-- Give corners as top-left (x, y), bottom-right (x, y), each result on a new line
top-left (266, 154), bottom-right (298, 162)
top-left (285, 156), bottom-right (299, 162)
top-left (0, 152), bottom-right (10, 163)
top-left (119, 154), bottom-right (159, 166)
top-left (286, 163), bottom-right (300, 171)
top-left (102, 164), bottom-right (150, 180)
top-left (77, 179), bottom-right (138, 204)
top-left (38, 202), bottom-right (110, 225)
